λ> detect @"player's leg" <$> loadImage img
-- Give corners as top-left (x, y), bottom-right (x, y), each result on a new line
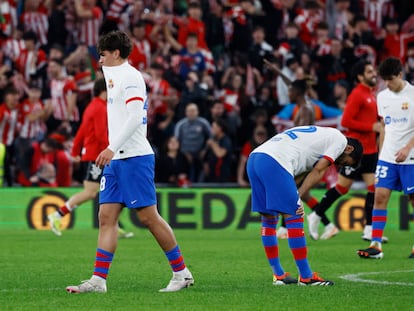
top-left (283, 213), bottom-right (334, 286)
top-left (309, 174), bottom-right (352, 240)
top-left (357, 160), bottom-right (397, 259)
top-left (66, 202), bottom-right (123, 293)
top-left (48, 162), bottom-right (101, 236)
top-left (360, 173), bottom-right (378, 241)
top-left (136, 204), bottom-right (194, 292)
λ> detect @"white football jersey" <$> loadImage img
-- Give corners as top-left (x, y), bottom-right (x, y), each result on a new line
top-left (377, 81), bottom-right (414, 164)
top-left (102, 61), bottom-right (153, 159)
top-left (252, 126), bottom-right (347, 176)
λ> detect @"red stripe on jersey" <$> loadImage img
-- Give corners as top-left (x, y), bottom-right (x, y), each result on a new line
top-left (125, 97), bottom-right (143, 104)
top-left (322, 155), bottom-right (334, 164)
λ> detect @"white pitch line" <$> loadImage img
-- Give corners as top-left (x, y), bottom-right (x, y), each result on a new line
top-left (340, 270), bottom-right (414, 286)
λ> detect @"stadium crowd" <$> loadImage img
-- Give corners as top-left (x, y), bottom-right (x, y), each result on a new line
top-left (1, 0), bottom-right (414, 188)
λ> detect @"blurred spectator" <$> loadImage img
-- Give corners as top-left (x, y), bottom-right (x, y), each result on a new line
top-left (173, 1), bottom-right (207, 49)
top-left (276, 53), bottom-right (299, 106)
top-left (343, 14), bottom-right (380, 64)
top-left (129, 21), bottom-right (152, 72)
top-left (326, 0), bottom-right (351, 40)
top-left (0, 0), bottom-right (17, 38)
top-left (358, 0), bottom-right (396, 38)
top-left (20, 0), bottom-right (49, 48)
top-left (147, 62), bottom-right (178, 149)
top-left (330, 79), bottom-right (350, 110)
top-left (0, 85), bottom-right (20, 186)
top-left (405, 42), bottom-right (414, 85)
top-left (248, 26), bottom-right (273, 74)
top-left (174, 103), bottom-right (211, 182)
top-left (175, 71), bottom-right (209, 120)
top-left (203, 118), bottom-right (233, 182)
top-left (155, 135), bottom-right (190, 187)
top-left (16, 136), bottom-right (58, 187)
top-left (49, 129), bottom-right (72, 187)
top-left (14, 81), bottom-right (48, 175)
top-left (203, 0), bottom-right (226, 62)
top-left (276, 22), bottom-right (307, 63)
top-left (289, 79), bottom-right (315, 126)
top-left (294, 0), bottom-right (325, 48)
top-left (164, 25), bottom-right (207, 80)
top-left (46, 0), bottom-right (68, 50)
top-left (44, 57), bottom-right (78, 135)
top-left (236, 124), bottom-right (268, 187)
top-left (74, 0), bottom-right (103, 62)
top-left (312, 35), bottom-right (348, 105)
top-left (226, 0), bottom-right (256, 56)
top-left (381, 18), bottom-right (414, 62)
top-left (14, 31), bottom-right (47, 84)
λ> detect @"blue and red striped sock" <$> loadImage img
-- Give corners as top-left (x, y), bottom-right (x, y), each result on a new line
top-left (93, 248), bottom-right (114, 280)
top-left (286, 215), bottom-right (312, 279)
top-left (165, 245), bottom-right (186, 272)
top-left (261, 216), bottom-right (284, 277)
top-left (372, 209), bottom-right (387, 243)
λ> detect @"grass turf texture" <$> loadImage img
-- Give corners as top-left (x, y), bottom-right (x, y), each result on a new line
top-left (1, 228), bottom-right (413, 311)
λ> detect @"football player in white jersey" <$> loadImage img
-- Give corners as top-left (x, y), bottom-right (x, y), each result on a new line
top-left (247, 125), bottom-right (362, 285)
top-left (66, 31), bottom-right (193, 293)
top-left (358, 57), bottom-right (414, 259)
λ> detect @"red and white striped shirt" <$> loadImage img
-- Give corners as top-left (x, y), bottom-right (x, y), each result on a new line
top-left (77, 6), bottom-right (103, 47)
top-left (359, 0), bottom-right (396, 36)
top-left (18, 98), bottom-right (46, 139)
top-left (14, 48), bottom-right (47, 81)
top-left (50, 78), bottom-right (79, 121)
top-left (106, 0), bottom-right (129, 22)
top-left (2, 38), bottom-right (25, 61)
top-left (129, 39), bottom-right (151, 71)
top-left (20, 8), bottom-right (49, 46)
top-left (0, 104), bottom-right (19, 146)
top-left (0, 0), bottom-right (17, 37)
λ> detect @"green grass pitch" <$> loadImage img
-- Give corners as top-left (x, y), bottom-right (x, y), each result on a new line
top-left (1, 228), bottom-right (413, 311)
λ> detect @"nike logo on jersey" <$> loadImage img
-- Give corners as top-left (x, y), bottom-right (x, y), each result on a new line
top-left (407, 186), bottom-right (414, 192)
top-left (131, 200), bottom-right (138, 204)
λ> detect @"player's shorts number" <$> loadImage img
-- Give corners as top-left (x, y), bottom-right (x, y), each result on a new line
top-left (100, 176), bottom-right (106, 191)
top-left (375, 165), bottom-right (388, 179)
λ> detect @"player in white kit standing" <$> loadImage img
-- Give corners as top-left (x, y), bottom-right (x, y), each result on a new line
top-left (357, 57), bottom-right (414, 259)
top-left (66, 31), bottom-right (193, 293)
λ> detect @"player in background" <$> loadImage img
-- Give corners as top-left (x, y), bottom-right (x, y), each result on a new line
top-left (357, 57), bottom-right (414, 259)
top-left (47, 78), bottom-right (133, 238)
top-left (247, 125), bottom-right (363, 285)
top-left (307, 60), bottom-right (384, 241)
top-left (66, 31), bottom-right (193, 293)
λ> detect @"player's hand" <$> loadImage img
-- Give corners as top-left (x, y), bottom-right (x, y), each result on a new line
top-left (395, 146), bottom-right (410, 163)
top-left (296, 202), bottom-right (305, 217)
top-left (96, 148), bottom-right (114, 168)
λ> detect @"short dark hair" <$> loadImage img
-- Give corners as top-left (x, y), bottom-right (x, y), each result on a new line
top-left (290, 79), bottom-right (307, 95)
top-left (351, 60), bottom-right (371, 82)
top-left (378, 57), bottom-right (403, 80)
top-left (346, 137), bottom-right (363, 168)
top-left (97, 30), bottom-right (132, 59)
top-left (93, 78), bottom-right (107, 97)
top-left (213, 117), bottom-right (228, 135)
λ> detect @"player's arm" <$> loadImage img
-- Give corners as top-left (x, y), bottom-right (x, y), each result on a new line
top-left (297, 157), bottom-right (332, 197)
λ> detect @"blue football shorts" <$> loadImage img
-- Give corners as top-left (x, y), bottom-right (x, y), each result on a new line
top-left (247, 152), bottom-right (301, 216)
top-left (375, 160), bottom-right (414, 194)
top-left (99, 154), bottom-right (157, 208)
